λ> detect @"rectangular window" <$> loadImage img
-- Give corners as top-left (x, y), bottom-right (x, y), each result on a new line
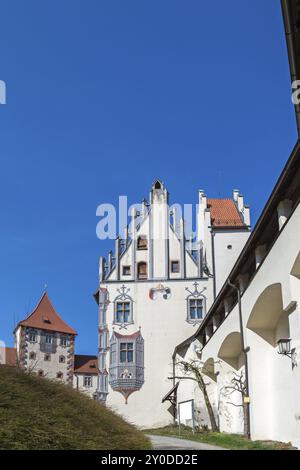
top-left (45, 335), bottom-right (53, 344)
top-left (189, 299), bottom-right (203, 320)
top-left (122, 266), bottom-right (131, 276)
top-left (120, 342), bottom-right (134, 363)
top-left (28, 331), bottom-right (37, 343)
top-left (137, 262), bottom-right (147, 279)
top-left (171, 260), bottom-right (180, 273)
top-left (60, 336), bottom-right (68, 347)
top-left (137, 237), bottom-right (148, 250)
top-left (84, 376), bottom-right (92, 387)
top-left (116, 302), bottom-right (131, 324)
top-left (44, 354), bottom-right (51, 362)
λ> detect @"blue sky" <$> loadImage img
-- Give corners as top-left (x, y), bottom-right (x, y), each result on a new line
top-left (0, 0), bottom-right (297, 353)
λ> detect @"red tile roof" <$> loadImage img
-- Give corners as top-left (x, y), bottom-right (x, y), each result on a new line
top-left (5, 347), bottom-right (17, 366)
top-left (207, 199), bottom-right (244, 228)
top-left (16, 293), bottom-right (77, 335)
top-left (74, 355), bottom-right (99, 375)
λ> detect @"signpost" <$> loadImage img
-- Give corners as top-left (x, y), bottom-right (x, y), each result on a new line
top-left (178, 399), bottom-right (195, 435)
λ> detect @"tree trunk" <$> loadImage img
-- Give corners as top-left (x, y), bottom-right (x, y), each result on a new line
top-left (195, 369), bottom-right (219, 432)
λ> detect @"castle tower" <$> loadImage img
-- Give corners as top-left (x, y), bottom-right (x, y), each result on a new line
top-left (14, 293), bottom-right (77, 385)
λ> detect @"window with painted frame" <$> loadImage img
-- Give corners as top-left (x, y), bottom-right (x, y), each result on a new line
top-left (188, 298), bottom-right (203, 320)
top-left (115, 301), bottom-right (131, 324)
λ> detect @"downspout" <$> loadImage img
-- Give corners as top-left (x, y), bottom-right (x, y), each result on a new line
top-left (281, 0), bottom-right (300, 136)
top-left (211, 230), bottom-right (217, 300)
top-left (172, 350), bottom-right (177, 425)
top-left (227, 279), bottom-right (251, 440)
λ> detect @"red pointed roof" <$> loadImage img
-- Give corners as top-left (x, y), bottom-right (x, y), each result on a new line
top-left (207, 199), bottom-right (245, 228)
top-left (16, 293), bottom-right (77, 335)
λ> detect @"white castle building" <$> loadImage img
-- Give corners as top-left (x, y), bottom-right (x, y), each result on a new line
top-left (94, 180), bottom-right (251, 428)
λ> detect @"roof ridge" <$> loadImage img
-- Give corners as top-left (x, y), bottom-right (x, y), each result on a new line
top-left (15, 292), bottom-right (77, 335)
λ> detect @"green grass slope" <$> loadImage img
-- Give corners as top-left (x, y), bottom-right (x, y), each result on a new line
top-left (0, 366), bottom-right (151, 450)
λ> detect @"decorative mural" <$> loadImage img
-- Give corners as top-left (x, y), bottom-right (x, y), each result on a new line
top-left (149, 283), bottom-right (171, 300)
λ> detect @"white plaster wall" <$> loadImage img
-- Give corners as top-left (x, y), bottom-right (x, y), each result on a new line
top-left (178, 203), bottom-right (300, 447)
top-left (73, 373), bottom-right (98, 398)
top-left (104, 278), bottom-right (212, 429)
top-left (214, 230), bottom-right (250, 294)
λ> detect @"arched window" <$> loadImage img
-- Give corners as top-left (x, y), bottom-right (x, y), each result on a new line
top-left (59, 355), bottom-right (65, 363)
top-left (137, 262), bottom-right (147, 280)
top-left (137, 236), bottom-right (148, 250)
top-left (29, 351), bottom-right (36, 360)
top-left (38, 370), bottom-right (44, 377)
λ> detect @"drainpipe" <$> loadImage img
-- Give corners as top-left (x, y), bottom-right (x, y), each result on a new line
top-left (172, 352), bottom-right (177, 425)
top-left (227, 279), bottom-right (251, 440)
top-left (211, 231), bottom-right (217, 300)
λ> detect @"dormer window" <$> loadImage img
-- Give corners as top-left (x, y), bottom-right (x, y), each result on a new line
top-left (137, 262), bottom-right (147, 280)
top-left (137, 236), bottom-right (148, 250)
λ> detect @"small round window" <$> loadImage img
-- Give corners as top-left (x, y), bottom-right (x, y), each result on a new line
top-left (227, 245), bottom-right (232, 250)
